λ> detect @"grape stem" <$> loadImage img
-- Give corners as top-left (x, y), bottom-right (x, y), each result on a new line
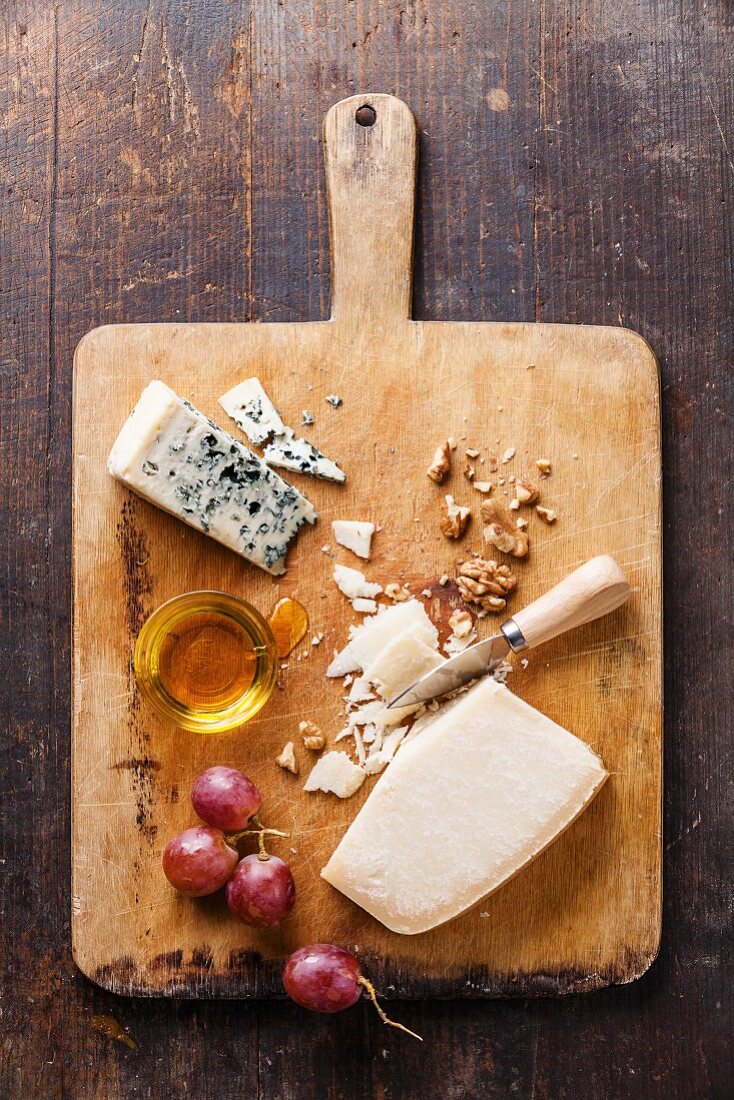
top-left (357, 977), bottom-right (423, 1041)
top-left (226, 817), bottom-right (290, 862)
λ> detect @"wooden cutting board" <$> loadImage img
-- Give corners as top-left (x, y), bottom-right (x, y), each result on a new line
top-left (71, 93), bottom-right (662, 998)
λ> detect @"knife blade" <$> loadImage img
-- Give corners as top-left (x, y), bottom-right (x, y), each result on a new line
top-left (386, 630), bottom-right (514, 709)
top-left (386, 556), bottom-right (632, 711)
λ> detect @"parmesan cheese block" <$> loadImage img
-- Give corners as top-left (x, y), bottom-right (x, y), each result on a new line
top-left (321, 678), bottom-right (608, 934)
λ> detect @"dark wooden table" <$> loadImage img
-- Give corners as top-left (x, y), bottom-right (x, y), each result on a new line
top-left (2, 1), bottom-right (731, 1096)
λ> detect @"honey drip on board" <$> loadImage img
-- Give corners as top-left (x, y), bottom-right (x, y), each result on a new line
top-left (157, 611), bottom-right (256, 711)
top-left (267, 597), bottom-right (309, 657)
top-left (91, 1015), bottom-right (137, 1050)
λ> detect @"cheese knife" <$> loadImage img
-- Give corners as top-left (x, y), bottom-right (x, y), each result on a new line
top-left (387, 555), bottom-right (631, 709)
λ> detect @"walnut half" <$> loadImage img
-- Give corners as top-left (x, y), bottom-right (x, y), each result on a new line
top-left (440, 495), bottom-right (471, 539)
top-left (480, 499), bottom-right (529, 557)
top-left (427, 441), bottom-right (451, 483)
top-left (299, 720), bottom-right (325, 751)
top-left (456, 558), bottom-right (518, 612)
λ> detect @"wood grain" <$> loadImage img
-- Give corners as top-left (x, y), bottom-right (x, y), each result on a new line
top-left (71, 92), bottom-right (662, 999)
top-left (2, 1), bottom-right (731, 1096)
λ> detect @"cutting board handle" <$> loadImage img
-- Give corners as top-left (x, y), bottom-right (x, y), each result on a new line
top-left (323, 94), bottom-right (418, 325)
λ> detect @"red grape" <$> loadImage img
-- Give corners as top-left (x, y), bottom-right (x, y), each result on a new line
top-left (283, 944), bottom-right (423, 1039)
top-left (191, 766), bottom-right (261, 831)
top-left (225, 854), bottom-right (295, 927)
top-left (162, 826), bottom-right (238, 896)
top-left (283, 944), bottom-right (361, 1013)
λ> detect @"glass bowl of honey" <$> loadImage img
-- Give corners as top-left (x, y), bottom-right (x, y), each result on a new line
top-left (133, 591), bottom-right (278, 733)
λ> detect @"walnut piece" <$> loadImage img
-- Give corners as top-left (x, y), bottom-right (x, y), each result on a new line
top-left (440, 494), bottom-right (471, 539)
top-left (456, 558), bottom-right (518, 612)
top-left (448, 608), bottom-right (474, 638)
top-left (427, 441), bottom-right (451, 483)
top-left (463, 459), bottom-right (475, 481)
top-left (299, 720), bottom-right (325, 751)
top-left (535, 458), bottom-right (552, 476)
top-left (515, 476), bottom-right (540, 504)
top-left (276, 741), bottom-right (298, 774)
top-left (536, 505), bottom-right (557, 524)
top-left (384, 582), bottom-right (411, 602)
top-left (480, 499), bottom-right (529, 557)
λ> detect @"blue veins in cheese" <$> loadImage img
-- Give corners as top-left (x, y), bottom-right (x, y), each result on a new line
top-left (107, 380), bottom-right (316, 576)
top-left (264, 432), bottom-right (346, 483)
top-left (218, 377), bottom-right (346, 483)
top-left (218, 378), bottom-right (287, 445)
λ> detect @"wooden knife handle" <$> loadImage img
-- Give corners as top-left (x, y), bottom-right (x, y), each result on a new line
top-left (509, 556), bottom-right (631, 650)
top-left (323, 94), bottom-right (418, 325)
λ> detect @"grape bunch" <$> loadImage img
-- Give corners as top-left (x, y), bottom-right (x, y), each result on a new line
top-left (163, 769), bottom-right (419, 1039)
top-left (162, 765), bottom-right (295, 927)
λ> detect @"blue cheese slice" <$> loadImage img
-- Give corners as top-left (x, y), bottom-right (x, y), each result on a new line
top-left (264, 432), bottom-right (346, 484)
top-left (218, 377), bottom-right (287, 445)
top-left (108, 381), bottom-right (316, 575)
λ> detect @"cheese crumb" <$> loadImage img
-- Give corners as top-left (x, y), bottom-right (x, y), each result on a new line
top-left (304, 752), bottom-right (365, 798)
top-left (501, 447), bottom-right (515, 464)
top-left (325, 394), bottom-right (343, 407)
top-left (311, 633), bottom-right (324, 646)
top-left (439, 574), bottom-right (449, 585)
top-left (333, 564), bottom-right (382, 600)
top-left (332, 519), bottom-right (375, 560)
top-left (473, 481), bottom-right (492, 494)
top-left (276, 742), bottom-right (298, 774)
top-left (535, 458), bottom-right (552, 475)
top-left (352, 597), bottom-right (378, 614)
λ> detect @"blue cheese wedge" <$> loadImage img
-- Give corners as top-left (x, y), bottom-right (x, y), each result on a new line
top-left (218, 377), bottom-right (287, 445)
top-left (264, 432), bottom-right (346, 483)
top-left (108, 380), bottom-right (316, 575)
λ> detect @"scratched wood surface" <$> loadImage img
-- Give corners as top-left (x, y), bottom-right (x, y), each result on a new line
top-left (2, 1), bottom-right (731, 1097)
top-left (72, 92), bottom-right (661, 998)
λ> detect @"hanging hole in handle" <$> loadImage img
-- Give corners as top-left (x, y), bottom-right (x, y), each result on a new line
top-left (355, 104), bottom-right (377, 127)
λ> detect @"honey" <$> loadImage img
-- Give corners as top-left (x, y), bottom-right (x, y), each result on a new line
top-left (134, 592), bottom-right (277, 733)
top-left (267, 597), bottom-right (309, 657)
top-left (157, 612), bottom-right (256, 711)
